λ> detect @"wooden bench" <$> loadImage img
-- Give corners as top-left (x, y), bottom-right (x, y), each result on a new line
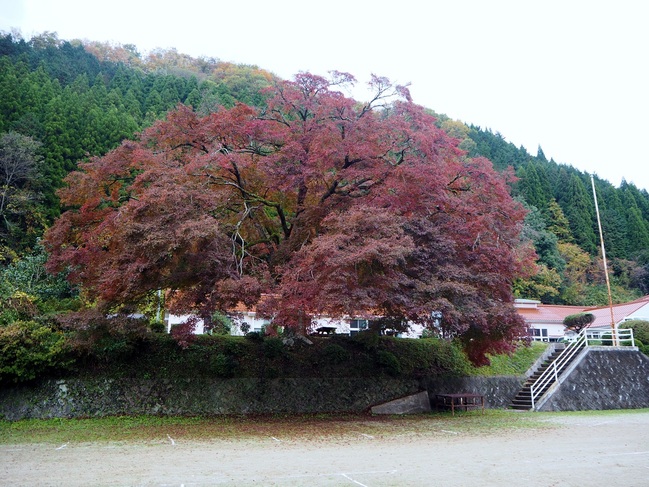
top-left (436, 393), bottom-right (485, 415)
top-left (313, 326), bottom-right (337, 335)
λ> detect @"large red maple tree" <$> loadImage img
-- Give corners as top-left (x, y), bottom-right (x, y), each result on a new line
top-left (45, 72), bottom-right (535, 364)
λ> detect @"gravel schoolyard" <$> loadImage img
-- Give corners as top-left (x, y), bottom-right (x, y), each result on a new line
top-left (2, 410), bottom-right (648, 486)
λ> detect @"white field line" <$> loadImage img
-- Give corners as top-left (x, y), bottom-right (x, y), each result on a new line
top-left (230, 469), bottom-right (401, 484)
top-left (341, 473), bottom-right (369, 486)
top-left (283, 469), bottom-right (400, 479)
top-left (440, 430), bottom-right (459, 435)
top-left (55, 444), bottom-right (67, 450)
top-left (605, 451), bottom-right (649, 456)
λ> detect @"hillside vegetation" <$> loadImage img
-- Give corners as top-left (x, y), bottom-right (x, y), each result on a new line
top-left (1, 31), bottom-right (649, 382)
top-left (2, 31), bottom-right (647, 309)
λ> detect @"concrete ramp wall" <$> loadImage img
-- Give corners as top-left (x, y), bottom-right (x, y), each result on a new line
top-left (538, 349), bottom-right (649, 412)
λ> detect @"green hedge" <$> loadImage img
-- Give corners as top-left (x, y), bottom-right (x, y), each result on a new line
top-left (67, 332), bottom-right (474, 381)
top-left (2, 317), bottom-right (566, 385)
top-left (0, 323), bottom-right (477, 384)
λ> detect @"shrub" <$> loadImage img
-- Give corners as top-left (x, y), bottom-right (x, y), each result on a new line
top-left (322, 343), bottom-right (350, 364)
top-left (624, 320), bottom-right (649, 345)
top-left (244, 331), bottom-right (264, 342)
top-left (57, 309), bottom-right (152, 361)
top-left (600, 332), bottom-right (613, 346)
top-left (209, 352), bottom-right (238, 377)
top-left (376, 350), bottom-right (401, 376)
top-left (149, 320), bottom-right (166, 333)
top-left (352, 330), bottom-right (380, 350)
top-left (563, 313), bottom-right (595, 333)
top-left (262, 337), bottom-right (285, 358)
top-left (0, 319), bottom-right (478, 383)
top-left (382, 337), bottom-right (472, 377)
top-left (600, 331), bottom-right (635, 347)
top-left (0, 291), bottom-right (39, 325)
top-left (38, 297), bottom-right (82, 316)
top-left (0, 320), bottom-right (71, 384)
top-left (210, 311), bottom-right (232, 335)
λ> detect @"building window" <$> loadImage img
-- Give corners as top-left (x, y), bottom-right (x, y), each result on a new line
top-left (532, 328), bottom-right (548, 342)
top-left (349, 319), bottom-right (368, 336)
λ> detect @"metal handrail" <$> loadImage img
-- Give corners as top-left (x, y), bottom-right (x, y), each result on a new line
top-left (604, 328), bottom-right (635, 346)
top-left (529, 328), bottom-right (635, 409)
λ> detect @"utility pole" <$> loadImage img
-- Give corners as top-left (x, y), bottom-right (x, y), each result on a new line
top-left (590, 174), bottom-right (617, 344)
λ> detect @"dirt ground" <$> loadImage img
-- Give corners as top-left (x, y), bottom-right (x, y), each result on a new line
top-left (2, 411), bottom-right (648, 487)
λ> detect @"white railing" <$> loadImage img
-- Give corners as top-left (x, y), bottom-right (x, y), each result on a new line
top-left (530, 328), bottom-right (635, 410)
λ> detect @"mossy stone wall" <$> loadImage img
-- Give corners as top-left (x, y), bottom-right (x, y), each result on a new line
top-left (0, 376), bottom-right (524, 420)
top-left (538, 349), bottom-right (649, 411)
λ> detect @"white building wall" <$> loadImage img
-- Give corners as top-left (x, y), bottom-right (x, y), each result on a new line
top-left (230, 312), bottom-right (271, 336)
top-left (165, 312), bottom-right (427, 338)
top-left (312, 316), bottom-right (349, 334)
top-left (529, 323), bottom-right (566, 342)
top-left (623, 303), bottom-right (649, 322)
top-left (401, 323), bottom-right (426, 339)
top-left (165, 313), bottom-right (205, 334)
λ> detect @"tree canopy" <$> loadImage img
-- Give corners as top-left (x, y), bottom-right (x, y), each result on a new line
top-left (563, 312), bottom-right (595, 333)
top-left (4, 31), bottom-right (649, 312)
top-left (0, 131), bottom-right (46, 261)
top-left (45, 72), bottom-right (535, 364)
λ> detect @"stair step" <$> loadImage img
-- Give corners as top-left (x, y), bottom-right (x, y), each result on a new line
top-left (509, 344), bottom-right (584, 410)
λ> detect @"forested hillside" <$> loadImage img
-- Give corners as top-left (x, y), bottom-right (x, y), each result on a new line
top-left (1, 31), bottom-right (649, 308)
top-left (467, 124), bottom-right (649, 304)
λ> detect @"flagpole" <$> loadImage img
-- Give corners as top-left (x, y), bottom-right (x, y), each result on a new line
top-left (590, 174), bottom-right (617, 344)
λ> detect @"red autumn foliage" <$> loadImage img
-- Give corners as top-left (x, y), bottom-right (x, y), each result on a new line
top-left (45, 72), bottom-right (535, 364)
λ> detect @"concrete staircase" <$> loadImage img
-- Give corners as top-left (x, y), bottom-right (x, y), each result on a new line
top-left (510, 343), bottom-right (578, 410)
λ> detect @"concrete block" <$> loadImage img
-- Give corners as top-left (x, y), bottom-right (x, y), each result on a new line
top-left (371, 390), bottom-right (431, 415)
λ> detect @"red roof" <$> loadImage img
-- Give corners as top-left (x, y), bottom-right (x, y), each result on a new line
top-left (515, 302), bottom-right (584, 326)
top-left (583, 294), bottom-right (649, 328)
top-left (515, 295), bottom-right (649, 329)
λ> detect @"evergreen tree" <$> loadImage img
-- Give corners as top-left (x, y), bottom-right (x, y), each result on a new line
top-left (515, 161), bottom-right (553, 211)
top-left (0, 131), bottom-right (47, 261)
top-left (560, 174), bottom-right (597, 254)
top-left (545, 199), bottom-right (574, 243)
top-left (598, 185), bottom-right (629, 259)
top-left (621, 180), bottom-right (649, 226)
top-left (519, 202), bottom-right (565, 271)
top-left (625, 205), bottom-right (649, 252)
top-left (536, 145), bottom-right (547, 162)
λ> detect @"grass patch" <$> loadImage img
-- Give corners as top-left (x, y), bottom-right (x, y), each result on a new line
top-left (0, 410), bottom-right (557, 445)
top-left (4, 408), bottom-right (647, 445)
top-left (545, 408), bottom-right (649, 418)
top-left (472, 341), bottom-right (549, 376)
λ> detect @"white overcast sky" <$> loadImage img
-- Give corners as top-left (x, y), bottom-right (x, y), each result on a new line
top-left (1, 0), bottom-right (647, 191)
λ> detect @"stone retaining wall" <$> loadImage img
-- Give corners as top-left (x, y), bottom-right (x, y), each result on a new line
top-left (4, 349), bottom-right (648, 419)
top-left (423, 376), bottom-right (524, 409)
top-left (0, 376), bottom-right (524, 420)
top-left (538, 349), bottom-right (649, 411)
